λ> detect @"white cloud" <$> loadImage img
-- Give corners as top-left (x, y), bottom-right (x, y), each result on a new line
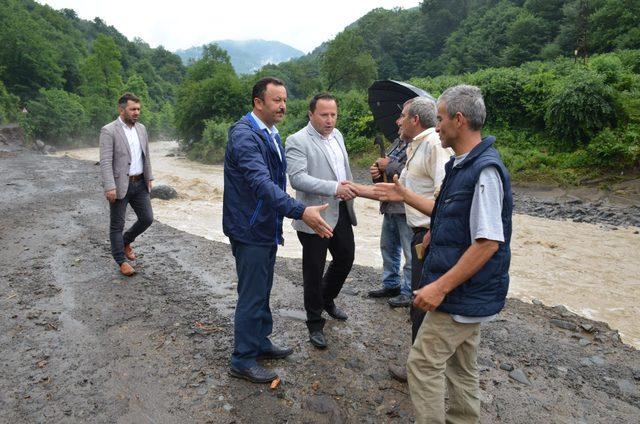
top-left (36, 0), bottom-right (421, 53)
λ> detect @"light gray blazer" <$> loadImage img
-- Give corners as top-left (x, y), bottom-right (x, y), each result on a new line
top-left (285, 122), bottom-right (357, 234)
top-left (99, 119), bottom-right (153, 199)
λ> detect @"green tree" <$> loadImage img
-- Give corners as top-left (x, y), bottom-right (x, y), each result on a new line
top-left (174, 44), bottom-right (245, 143)
top-left (321, 31), bottom-right (377, 91)
top-left (590, 0), bottom-right (640, 51)
top-left (0, 0), bottom-right (64, 99)
top-left (26, 88), bottom-right (88, 145)
top-left (79, 34), bottom-right (125, 128)
top-left (502, 11), bottom-right (551, 65)
top-left (124, 73), bottom-right (159, 138)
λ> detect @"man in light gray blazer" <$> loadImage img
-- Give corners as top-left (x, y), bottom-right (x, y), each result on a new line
top-left (99, 93), bottom-right (154, 276)
top-left (286, 93), bottom-right (357, 349)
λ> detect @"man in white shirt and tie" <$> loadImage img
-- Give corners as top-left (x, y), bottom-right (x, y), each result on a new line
top-left (286, 93), bottom-right (358, 349)
top-left (99, 93), bottom-right (154, 276)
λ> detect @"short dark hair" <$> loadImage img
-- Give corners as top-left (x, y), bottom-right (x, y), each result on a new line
top-left (118, 92), bottom-right (140, 108)
top-left (309, 93), bottom-right (337, 113)
top-left (252, 77), bottom-right (285, 107)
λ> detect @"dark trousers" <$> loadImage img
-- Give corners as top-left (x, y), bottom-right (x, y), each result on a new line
top-left (410, 228), bottom-right (428, 343)
top-left (230, 240), bottom-right (277, 370)
top-left (109, 179), bottom-right (153, 264)
top-left (297, 202), bottom-right (354, 332)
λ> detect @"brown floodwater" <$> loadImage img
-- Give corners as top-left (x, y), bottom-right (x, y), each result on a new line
top-left (57, 141), bottom-right (640, 348)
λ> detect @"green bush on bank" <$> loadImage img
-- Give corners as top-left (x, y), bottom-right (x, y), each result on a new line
top-left (186, 119), bottom-right (231, 163)
top-left (25, 88), bottom-right (88, 145)
top-left (0, 81), bottom-right (19, 124)
top-left (544, 69), bottom-right (620, 149)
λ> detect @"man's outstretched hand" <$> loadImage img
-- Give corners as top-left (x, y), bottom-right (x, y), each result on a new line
top-left (302, 204), bottom-right (333, 238)
top-left (373, 174), bottom-right (406, 202)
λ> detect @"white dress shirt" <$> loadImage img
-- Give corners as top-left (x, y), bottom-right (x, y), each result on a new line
top-left (118, 117), bottom-right (144, 176)
top-left (309, 125), bottom-right (346, 194)
top-left (251, 112), bottom-right (282, 161)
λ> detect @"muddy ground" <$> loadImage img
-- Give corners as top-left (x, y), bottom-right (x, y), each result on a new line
top-left (1, 151), bottom-right (639, 423)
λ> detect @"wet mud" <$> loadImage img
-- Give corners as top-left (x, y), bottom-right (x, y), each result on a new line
top-left (1, 152), bottom-right (639, 423)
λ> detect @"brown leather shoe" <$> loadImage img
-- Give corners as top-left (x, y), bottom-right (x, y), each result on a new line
top-left (119, 262), bottom-right (135, 276)
top-left (124, 244), bottom-right (136, 260)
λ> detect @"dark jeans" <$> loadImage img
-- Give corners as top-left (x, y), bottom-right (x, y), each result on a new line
top-left (109, 179), bottom-right (153, 264)
top-left (297, 202), bottom-right (354, 332)
top-left (410, 228), bottom-right (428, 343)
top-left (230, 239), bottom-right (277, 370)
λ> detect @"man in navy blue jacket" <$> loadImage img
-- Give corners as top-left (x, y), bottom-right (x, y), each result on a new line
top-left (223, 77), bottom-right (333, 384)
top-left (374, 85), bottom-right (513, 423)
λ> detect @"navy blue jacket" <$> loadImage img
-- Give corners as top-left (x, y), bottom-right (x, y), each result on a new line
top-left (421, 136), bottom-right (513, 317)
top-left (223, 113), bottom-right (305, 246)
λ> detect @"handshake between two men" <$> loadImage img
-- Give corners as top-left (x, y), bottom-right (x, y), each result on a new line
top-left (332, 175), bottom-right (445, 313)
top-left (335, 174), bottom-right (412, 204)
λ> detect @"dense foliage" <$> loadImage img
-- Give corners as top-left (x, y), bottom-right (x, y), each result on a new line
top-left (0, 0), bottom-right (184, 145)
top-left (1, 0), bottom-right (638, 182)
top-left (410, 51), bottom-right (640, 181)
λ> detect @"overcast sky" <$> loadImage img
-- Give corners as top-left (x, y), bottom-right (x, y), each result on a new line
top-left (36, 0), bottom-right (421, 53)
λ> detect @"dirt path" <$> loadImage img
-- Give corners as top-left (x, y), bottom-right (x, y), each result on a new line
top-left (1, 152), bottom-right (639, 423)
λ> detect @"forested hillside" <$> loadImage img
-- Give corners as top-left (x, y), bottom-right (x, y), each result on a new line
top-left (0, 0), bottom-right (184, 144)
top-left (260, 0), bottom-right (640, 98)
top-left (1, 0), bottom-right (639, 183)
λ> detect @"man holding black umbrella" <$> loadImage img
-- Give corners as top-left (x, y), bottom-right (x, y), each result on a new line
top-left (367, 138), bottom-right (414, 308)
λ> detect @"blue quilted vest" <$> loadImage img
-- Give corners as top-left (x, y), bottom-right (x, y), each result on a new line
top-left (421, 136), bottom-right (513, 317)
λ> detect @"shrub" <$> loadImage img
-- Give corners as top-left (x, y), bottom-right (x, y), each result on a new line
top-left (26, 88), bottom-right (88, 145)
top-left (581, 124), bottom-right (640, 169)
top-left (0, 81), bottom-right (19, 124)
top-left (469, 67), bottom-right (529, 126)
top-left (544, 70), bottom-right (620, 149)
top-left (186, 119), bottom-right (231, 163)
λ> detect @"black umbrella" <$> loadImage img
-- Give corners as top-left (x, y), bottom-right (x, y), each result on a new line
top-left (367, 80), bottom-right (434, 142)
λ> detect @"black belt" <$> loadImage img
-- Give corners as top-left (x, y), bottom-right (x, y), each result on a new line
top-left (129, 174), bottom-right (143, 182)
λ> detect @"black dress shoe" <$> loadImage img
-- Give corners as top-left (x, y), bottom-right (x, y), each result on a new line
top-left (324, 303), bottom-right (348, 320)
top-left (368, 286), bottom-right (401, 298)
top-left (309, 331), bottom-right (327, 349)
top-left (228, 365), bottom-right (277, 383)
top-left (257, 344), bottom-right (294, 360)
top-left (388, 294), bottom-right (412, 308)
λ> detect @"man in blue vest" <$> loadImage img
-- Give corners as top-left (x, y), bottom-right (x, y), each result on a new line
top-left (374, 85), bottom-right (513, 423)
top-left (223, 77), bottom-right (333, 384)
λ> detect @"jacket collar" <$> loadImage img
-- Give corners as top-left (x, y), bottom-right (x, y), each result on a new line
top-left (454, 136), bottom-right (496, 168)
top-left (114, 118), bottom-right (132, 158)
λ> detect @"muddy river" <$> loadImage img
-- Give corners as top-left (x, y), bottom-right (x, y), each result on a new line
top-left (57, 141), bottom-right (640, 348)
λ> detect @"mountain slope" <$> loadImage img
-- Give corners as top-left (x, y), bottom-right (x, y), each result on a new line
top-left (175, 39), bottom-right (304, 74)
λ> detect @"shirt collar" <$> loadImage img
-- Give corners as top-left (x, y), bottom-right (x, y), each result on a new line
top-left (251, 112), bottom-right (279, 136)
top-left (118, 116), bottom-right (135, 129)
top-left (308, 122), bottom-right (335, 141)
top-left (413, 127), bottom-right (436, 142)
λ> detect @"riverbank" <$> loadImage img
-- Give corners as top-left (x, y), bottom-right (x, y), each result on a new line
top-left (1, 149), bottom-right (639, 422)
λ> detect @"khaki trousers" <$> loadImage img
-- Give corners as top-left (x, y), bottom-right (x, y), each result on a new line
top-left (407, 310), bottom-right (481, 424)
